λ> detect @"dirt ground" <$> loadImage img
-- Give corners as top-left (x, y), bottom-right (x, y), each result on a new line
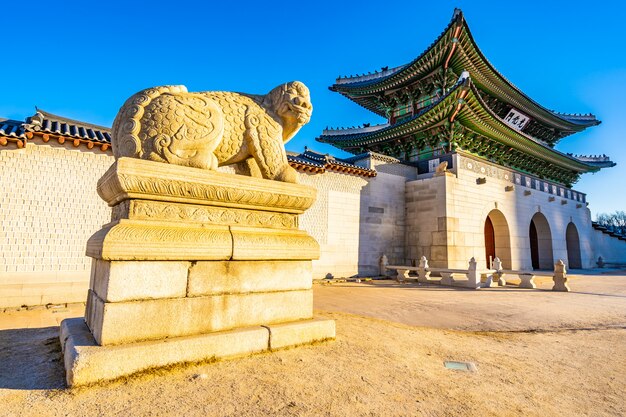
top-left (0, 271), bottom-right (625, 417)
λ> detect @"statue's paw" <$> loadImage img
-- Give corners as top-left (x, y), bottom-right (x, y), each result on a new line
top-left (208, 153), bottom-right (219, 170)
top-left (276, 165), bottom-right (298, 183)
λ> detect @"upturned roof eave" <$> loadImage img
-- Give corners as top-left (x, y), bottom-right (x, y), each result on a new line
top-left (28, 108), bottom-right (111, 132)
top-left (452, 23), bottom-right (599, 131)
top-left (461, 83), bottom-right (601, 173)
top-left (329, 11), bottom-right (462, 93)
top-left (329, 9), bottom-right (600, 131)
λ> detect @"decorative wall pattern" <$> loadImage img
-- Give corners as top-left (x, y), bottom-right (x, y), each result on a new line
top-left (458, 154), bottom-right (586, 203)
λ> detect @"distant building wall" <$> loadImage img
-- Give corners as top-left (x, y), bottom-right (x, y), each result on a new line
top-left (0, 143), bottom-right (114, 307)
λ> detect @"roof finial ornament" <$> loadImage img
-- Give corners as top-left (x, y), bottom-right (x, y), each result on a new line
top-left (29, 107), bottom-right (44, 127)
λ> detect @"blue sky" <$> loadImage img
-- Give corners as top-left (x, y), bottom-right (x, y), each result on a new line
top-left (2, 0), bottom-right (624, 216)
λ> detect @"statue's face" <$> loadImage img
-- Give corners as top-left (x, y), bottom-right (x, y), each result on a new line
top-left (276, 82), bottom-right (312, 126)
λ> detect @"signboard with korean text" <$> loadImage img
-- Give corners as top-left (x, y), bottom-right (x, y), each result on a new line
top-left (503, 108), bottom-right (530, 131)
top-left (428, 158), bottom-right (441, 173)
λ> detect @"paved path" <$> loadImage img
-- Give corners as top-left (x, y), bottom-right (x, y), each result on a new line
top-left (1, 271), bottom-right (624, 333)
top-left (313, 271), bottom-right (626, 331)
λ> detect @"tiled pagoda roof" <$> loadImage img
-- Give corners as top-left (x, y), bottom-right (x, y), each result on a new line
top-left (318, 76), bottom-right (612, 186)
top-left (0, 108), bottom-right (112, 151)
top-left (592, 222), bottom-right (626, 241)
top-left (26, 109), bottom-right (112, 144)
top-left (567, 154), bottom-right (616, 169)
top-left (330, 9), bottom-right (600, 140)
top-left (0, 119), bottom-right (26, 146)
top-left (287, 148), bottom-right (376, 177)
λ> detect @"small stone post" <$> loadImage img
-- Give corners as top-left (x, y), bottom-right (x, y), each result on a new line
top-left (552, 260), bottom-right (570, 292)
top-left (379, 254), bottom-right (389, 277)
top-left (466, 257), bottom-right (480, 288)
top-left (596, 256), bottom-right (605, 268)
top-left (417, 256), bottom-right (431, 283)
top-left (492, 257), bottom-right (506, 286)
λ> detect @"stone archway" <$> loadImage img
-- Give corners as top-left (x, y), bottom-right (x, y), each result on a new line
top-left (529, 212), bottom-right (553, 270)
top-left (484, 209), bottom-right (512, 269)
top-left (566, 222), bottom-right (582, 269)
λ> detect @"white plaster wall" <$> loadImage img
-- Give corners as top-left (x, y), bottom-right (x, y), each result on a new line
top-left (590, 230), bottom-right (626, 266)
top-left (297, 171), bottom-right (368, 278)
top-left (0, 143), bottom-right (114, 307)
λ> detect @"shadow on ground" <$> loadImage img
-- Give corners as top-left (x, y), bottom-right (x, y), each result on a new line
top-left (0, 326), bottom-right (66, 390)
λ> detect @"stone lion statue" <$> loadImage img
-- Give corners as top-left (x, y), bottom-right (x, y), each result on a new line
top-left (111, 81), bottom-right (312, 183)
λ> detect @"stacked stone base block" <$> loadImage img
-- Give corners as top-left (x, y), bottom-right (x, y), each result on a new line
top-left (61, 158), bottom-right (335, 386)
top-left (61, 317), bottom-right (335, 387)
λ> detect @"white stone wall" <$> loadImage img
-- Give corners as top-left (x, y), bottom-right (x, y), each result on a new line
top-left (0, 143), bottom-right (374, 306)
top-left (298, 171), bottom-right (368, 278)
top-left (0, 143), bottom-right (114, 307)
top-left (450, 154), bottom-right (595, 270)
top-left (405, 174), bottom-right (448, 267)
top-left (590, 230), bottom-right (626, 266)
top-left (2, 143), bottom-right (621, 308)
top-left (406, 153), bottom-right (598, 270)
top-left (356, 162), bottom-right (416, 275)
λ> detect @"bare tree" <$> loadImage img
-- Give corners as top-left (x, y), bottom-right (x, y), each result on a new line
top-left (596, 211), bottom-right (626, 235)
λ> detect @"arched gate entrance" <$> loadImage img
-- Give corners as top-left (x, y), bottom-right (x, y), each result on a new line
top-left (483, 210), bottom-right (512, 269)
top-left (566, 222), bottom-right (582, 269)
top-left (529, 212), bottom-right (553, 270)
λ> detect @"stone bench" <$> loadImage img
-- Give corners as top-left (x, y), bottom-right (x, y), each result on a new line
top-left (501, 270), bottom-right (551, 289)
top-left (499, 261), bottom-right (569, 291)
top-left (387, 258), bottom-right (496, 290)
top-left (387, 257), bottom-right (570, 292)
top-left (385, 265), bottom-right (419, 283)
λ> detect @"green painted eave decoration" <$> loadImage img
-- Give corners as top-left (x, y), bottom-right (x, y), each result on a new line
top-left (459, 83), bottom-right (598, 174)
top-left (318, 81), bottom-right (464, 148)
top-left (318, 78), bottom-right (599, 185)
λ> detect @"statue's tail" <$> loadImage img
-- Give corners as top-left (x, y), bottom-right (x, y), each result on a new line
top-left (111, 85), bottom-right (188, 158)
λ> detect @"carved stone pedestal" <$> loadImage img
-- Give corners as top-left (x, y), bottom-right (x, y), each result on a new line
top-left (60, 158), bottom-right (335, 386)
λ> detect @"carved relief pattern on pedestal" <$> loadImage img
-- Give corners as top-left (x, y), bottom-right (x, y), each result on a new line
top-left (110, 173), bottom-right (316, 212)
top-left (111, 200), bottom-right (130, 222)
top-left (106, 223), bottom-right (230, 244)
top-left (129, 200), bottom-right (298, 229)
top-left (232, 230), bottom-right (320, 260)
